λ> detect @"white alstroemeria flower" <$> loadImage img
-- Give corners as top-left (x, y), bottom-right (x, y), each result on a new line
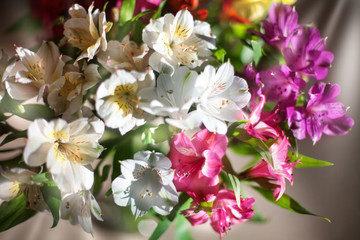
top-left (0, 50), bottom-right (16, 101)
top-left (112, 151), bottom-right (178, 218)
top-left (143, 9), bottom-right (216, 73)
top-left (64, 3), bottom-right (112, 61)
top-left (23, 117), bottom-right (104, 193)
top-left (194, 62), bottom-right (251, 134)
top-left (5, 41), bottom-right (64, 101)
top-left (97, 36), bottom-right (153, 81)
top-left (0, 168), bottom-right (47, 211)
top-left (139, 66), bottom-right (202, 130)
top-left (96, 69), bottom-right (153, 135)
top-left (47, 61), bottom-right (100, 120)
top-left (60, 190), bottom-right (103, 234)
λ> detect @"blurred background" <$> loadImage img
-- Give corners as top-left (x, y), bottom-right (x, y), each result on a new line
top-left (0, 0), bottom-right (359, 239)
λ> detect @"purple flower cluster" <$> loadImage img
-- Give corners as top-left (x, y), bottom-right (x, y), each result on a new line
top-left (247, 2), bottom-right (353, 144)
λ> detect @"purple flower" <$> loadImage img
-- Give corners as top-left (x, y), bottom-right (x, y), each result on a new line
top-left (257, 65), bottom-right (306, 103)
top-left (256, 2), bottom-right (300, 51)
top-left (287, 82), bottom-right (354, 144)
top-left (284, 26), bottom-right (334, 80)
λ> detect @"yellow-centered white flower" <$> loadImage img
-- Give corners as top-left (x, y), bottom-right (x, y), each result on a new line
top-left (97, 36), bottom-right (154, 81)
top-left (47, 61), bottom-right (100, 120)
top-left (6, 42), bottom-right (64, 101)
top-left (64, 3), bottom-right (112, 61)
top-left (143, 9), bottom-right (216, 74)
top-left (95, 69), bottom-right (153, 135)
top-left (23, 117), bottom-right (104, 193)
top-left (0, 168), bottom-right (47, 211)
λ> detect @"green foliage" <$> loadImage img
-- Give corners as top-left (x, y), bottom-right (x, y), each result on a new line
top-left (152, 0), bottom-right (167, 19)
top-left (287, 152), bottom-right (334, 168)
top-left (40, 179), bottom-right (62, 228)
top-left (118, 0), bottom-right (136, 25)
top-left (149, 193), bottom-right (191, 240)
top-left (0, 194), bottom-right (37, 232)
top-left (251, 40), bottom-right (263, 66)
top-left (213, 48), bottom-right (227, 63)
top-left (252, 186), bottom-right (331, 222)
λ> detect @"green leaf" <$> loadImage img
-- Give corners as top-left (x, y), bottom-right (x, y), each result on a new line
top-left (0, 93), bottom-right (25, 115)
top-left (213, 48), bottom-right (227, 63)
top-left (18, 104), bottom-right (55, 121)
top-left (149, 193), bottom-right (190, 240)
top-left (118, 0), bottom-right (136, 24)
top-left (93, 164), bottom-right (111, 196)
top-left (287, 152), bottom-right (334, 168)
top-left (0, 194), bottom-right (37, 232)
top-left (251, 40), bottom-right (262, 66)
top-left (249, 208), bottom-right (268, 223)
top-left (228, 174), bottom-right (242, 209)
top-left (152, 0), bottom-right (167, 19)
top-left (40, 182), bottom-right (61, 228)
top-left (32, 173), bottom-right (51, 184)
top-left (230, 142), bottom-right (258, 156)
top-left (252, 186), bottom-right (331, 222)
top-left (243, 138), bottom-right (274, 169)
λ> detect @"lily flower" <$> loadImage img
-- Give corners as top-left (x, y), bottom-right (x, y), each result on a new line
top-left (64, 3), bottom-right (112, 61)
top-left (111, 151), bottom-right (178, 218)
top-left (0, 50), bottom-right (16, 101)
top-left (142, 9), bottom-right (216, 73)
top-left (23, 117), bottom-right (104, 193)
top-left (60, 190), bottom-right (103, 234)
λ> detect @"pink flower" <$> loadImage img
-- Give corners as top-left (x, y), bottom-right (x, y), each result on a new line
top-left (246, 136), bottom-right (296, 200)
top-left (168, 129), bottom-right (228, 203)
top-left (183, 189), bottom-right (255, 239)
top-left (244, 95), bottom-right (279, 141)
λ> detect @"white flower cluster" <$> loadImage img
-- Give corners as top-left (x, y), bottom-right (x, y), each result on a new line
top-left (0, 5), bottom-right (251, 234)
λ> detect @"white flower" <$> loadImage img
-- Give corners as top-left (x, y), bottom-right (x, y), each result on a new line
top-left (0, 50), bottom-right (16, 101)
top-left (0, 168), bottom-right (47, 211)
top-left (194, 62), bottom-right (251, 134)
top-left (97, 36), bottom-right (153, 81)
top-left (143, 9), bottom-right (216, 73)
top-left (23, 117), bottom-right (104, 193)
top-left (47, 61), bottom-right (100, 120)
top-left (112, 151), bottom-right (178, 218)
top-left (6, 41), bottom-right (65, 101)
top-left (64, 3), bottom-right (112, 61)
top-left (139, 66), bottom-right (202, 130)
top-left (60, 190), bottom-right (103, 234)
top-left (95, 69), bottom-right (153, 135)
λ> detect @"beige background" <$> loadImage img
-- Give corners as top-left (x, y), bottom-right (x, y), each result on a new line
top-left (0, 0), bottom-right (359, 239)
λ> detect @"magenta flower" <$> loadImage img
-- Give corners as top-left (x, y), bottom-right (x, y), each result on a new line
top-left (284, 26), bottom-right (334, 80)
top-left (246, 136), bottom-right (296, 200)
top-left (183, 189), bottom-right (255, 239)
top-left (288, 82), bottom-right (354, 144)
top-left (168, 129), bottom-right (228, 203)
top-left (244, 95), bottom-right (279, 141)
top-left (257, 65), bottom-right (306, 103)
top-left (256, 2), bottom-right (300, 51)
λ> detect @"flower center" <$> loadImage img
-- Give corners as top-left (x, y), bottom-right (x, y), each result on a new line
top-left (112, 83), bottom-right (139, 116)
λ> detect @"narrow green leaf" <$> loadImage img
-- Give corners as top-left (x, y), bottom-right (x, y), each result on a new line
top-left (244, 138), bottom-right (274, 169)
top-left (149, 193), bottom-right (190, 240)
top-left (152, 0), bottom-right (167, 19)
top-left (40, 183), bottom-right (61, 228)
top-left (287, 152), bottom-right (333, 168)
top-left (118, 0), bottom-right (136, 24)
top-left (251, 40), bottom-right (262, 66)
top-left (228, 174), bottom-right (242, 209)
top-left (252, 186), bottom-right (331, 222)
top-left (249, 208), bottom-right (268, 223)
top-left (0, 194), bottom-right (37, 232)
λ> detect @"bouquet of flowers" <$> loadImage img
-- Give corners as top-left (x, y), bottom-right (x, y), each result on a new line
top-left (0, 0), bottom-right (354, 239)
